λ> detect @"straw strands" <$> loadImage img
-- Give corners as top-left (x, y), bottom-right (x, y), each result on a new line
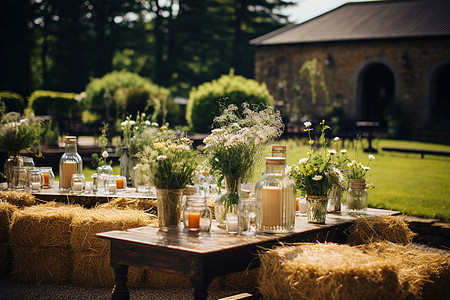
top-left (346, 215), bottom-right (416, 245)
top-left (98, 197), bottom-right (158, 215)
top-left (0, 201), bottom-right (17, 242)
top-left (0, 191), bottom-right (36, 207)
top-left (258, 243), bottom-right (401, 300)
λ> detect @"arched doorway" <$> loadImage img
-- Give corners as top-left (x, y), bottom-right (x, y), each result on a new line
top-left (359, 63), bottom-right (395, 126)
top-left (430, 63), bottom-right (450, 129)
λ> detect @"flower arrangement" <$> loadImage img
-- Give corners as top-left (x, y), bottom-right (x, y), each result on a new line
top-left (120, 112), bottom-right (159, 156)
top-left (288, 120), bottom-right (342, 197)
top-left (138, 125), bottom-right (197, 189)
top-left (0, 112), bottom-right (43, 155)
top-left (347, 155), bottom-right (375, 180)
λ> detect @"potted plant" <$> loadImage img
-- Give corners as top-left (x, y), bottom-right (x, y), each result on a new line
top-left (346, 154), bottom-right (375, 214)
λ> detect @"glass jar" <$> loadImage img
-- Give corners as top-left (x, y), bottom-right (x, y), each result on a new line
top-left (255, 157), bottom-right (296, 233)
top-left (104, 175), bottom-right (117, 195)
top-left (271, 145), bottom-right (287, 158)
top-left (29, 168), bottom-right (44, 192)
top-left (306, 195), bottom-right (328, 224)
top-left (238, 194), bottom-right (258, 235)
top-left (59, 136), bottom-right (82, 192)
top-left (40, 167), bottom-right (55, 188)
top-left (347, 179), bottom-right (368, 214)
top-left (71, 173), bottom-right (86, 194)
top-left (214, 177), bottom-right (240, 227)
top-left (10, 166), bottom-right (28, 190)
top-left (183, 195), bottom-right (212, 232)
top-left (134, 164), bottom-right (150, 193)
top-left (4, 153), bottom-right (23, 189)
top-left (115, 175), bottom-right (126, 193)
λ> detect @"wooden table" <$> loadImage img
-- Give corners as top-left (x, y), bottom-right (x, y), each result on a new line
top-left (97, 208), bottom-right (400, 300)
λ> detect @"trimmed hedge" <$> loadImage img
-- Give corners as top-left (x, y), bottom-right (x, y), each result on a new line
top-left (186, 71), bottom-right (274, 133)
top-left (28, 90), bottom-right (80, 117)
top-left (0, 91), bottom-right (25, 113)
top-left (82, 71), bottom-right (170, 126)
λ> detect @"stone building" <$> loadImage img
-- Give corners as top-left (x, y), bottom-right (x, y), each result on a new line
top-left (251, 0), bottom-right (450, 141)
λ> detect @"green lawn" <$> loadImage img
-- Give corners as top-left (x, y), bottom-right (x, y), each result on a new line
top-left (79, 138), bottom-right (450, 220)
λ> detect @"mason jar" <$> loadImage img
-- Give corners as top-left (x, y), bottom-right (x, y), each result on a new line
top-left (183, 195), bottom-right (212, 232)
top-left (347, 179), bottom-right (368, 214)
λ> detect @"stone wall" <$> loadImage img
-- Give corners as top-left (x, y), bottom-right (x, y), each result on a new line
top-left (254, 37), bottom-right (450, 130)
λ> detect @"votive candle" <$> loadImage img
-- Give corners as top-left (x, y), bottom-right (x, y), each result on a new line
top-left (43, 173), bottom-right (50, 186)
top-left (116, 177), bottom-right (125, 190)
top-left (188, 212), bottom-right (201, 229)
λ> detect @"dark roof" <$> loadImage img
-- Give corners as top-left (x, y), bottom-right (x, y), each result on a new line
top-left (251, 0), bottom-right (450, 46)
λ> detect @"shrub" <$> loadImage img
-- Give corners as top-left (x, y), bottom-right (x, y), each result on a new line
top-left (186, 70), bottom-right (274, 133)
top-left (28, 90), bottom-right (80, 117)
top-left (82, 71), bottom-right (170, 127)
top-left (0, 91), bottom-right (25, 114)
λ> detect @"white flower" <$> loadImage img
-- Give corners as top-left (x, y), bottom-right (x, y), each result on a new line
top-left (340, 149), bottom-right (348, 154)
top-left (215, 158), bottom-right (219, 162)
top-left (334, 137), bottom-right (340, 142)
top-left (368, 155), bottom-right (375, 161)
top-left (304, 121), bottom-right (312, 128)
top-left (298, 158), bottom-right (308, 165)
top-left (129, 120), bottom-right (136, 126)
top-left (328, 149), bottom-right (337, 154)
top-left (102, 151), bottom-right (109, 158)
top-left (312, 175), bottom-right (323, 181)
top-left (347, 162), bottom-right (352, 168)
top-left (157, 155), bottom-right (167, 161)
top-left (120, 121), bottom-right (126, 127)
top-left (144, 120), bottom-right (151, 126)
top-left (364, 167), bottom-right (370, 171)
top-left (152, 122), bottom-right (159, 127)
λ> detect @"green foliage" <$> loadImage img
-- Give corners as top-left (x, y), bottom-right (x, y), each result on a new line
top-left (0, 112), bottom-right (43, 154)
top-left (0, 91), bottom-right (25, 113)
top-left (41, 120), bottom-right (60, 146)
top-left (28, 90), bottom-right (80, 117)
top-left (83, 71), bottom-right (170, 127)
top-left (187, 71), bottom-right (274, 133)
top-left (297, 58), bottom-right (329, 105)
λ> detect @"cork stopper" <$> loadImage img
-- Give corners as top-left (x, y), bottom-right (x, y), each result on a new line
top-left (65, 136), bottom-right (77, 144)
top-left (272, 145), bottom-right (286, 153)
top-left (265, 157), bottom-right (286, 165)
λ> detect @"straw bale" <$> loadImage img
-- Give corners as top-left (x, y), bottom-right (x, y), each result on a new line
top-left (359, 242), bottom-right (450, 299)
top-left (258, 243), bottom-right (401, 300)
top-left (12, 246), bottom-right (72, 284)
top-left (9, 204), bottom-right (84, 248)
top-left (0, 201), bottom-right (18, 242)
top-left (72, 250), bottom-right (145, 287)
top-left (0, 242), bottom-right (12, 275)
top-left (98, 197), bottom-right (158, 214)
top-left (346, 215), bottom-right (416, 246)
top-left (70, 208), bottom-right (153, 253)
top-left (0, 191), bottom-right (36, 207)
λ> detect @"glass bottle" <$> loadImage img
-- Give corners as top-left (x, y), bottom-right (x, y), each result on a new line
top-left (271, 145), bottom-right (287, 158)
top-left (59, 136), bottom-right (82, 192)
top-left (183, 195), bottom-right (212, 232)
top-left (347, 179), bottom-right (368, 214)
top-left (255, 157), bottom-right (296, 233)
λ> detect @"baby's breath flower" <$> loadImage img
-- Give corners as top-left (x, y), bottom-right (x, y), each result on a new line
top-left (312, 175), bottom-right (323, 181)
top-left (368, 155), bottom-right (375, 160)
top-left (328, 149), bottom-right (337, 154)
top-left (156, 155), bottom-right (167, 161)
top-left (304, 121), bottom-right (312, 128)
top-left (340, 149), bottom-right (348, 154)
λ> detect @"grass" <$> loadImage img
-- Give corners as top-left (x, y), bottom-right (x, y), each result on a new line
top-left (281, 138), bottom-right (450, 220)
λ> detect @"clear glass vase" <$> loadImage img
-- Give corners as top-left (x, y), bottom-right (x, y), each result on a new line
top-left (328, 183), bottom-right (343, 212)
top-left (4, 153), bottom-right (23, 189)
top-left (306, 195), bottom-right (328, 224)
top-left (347, 179), bottom-right (368, 214)
top-left (156, 188), bottom-right (185, 230)
top-left (214, 177), bottom-right (241, 227)
top-left (120, 147), bottom-right (134, 186)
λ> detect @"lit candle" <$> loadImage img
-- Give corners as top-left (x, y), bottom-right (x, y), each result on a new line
top-left (43, 173), bottom-right (50, 186)
top-left (188, 212), bottom-right (201, 229)
top-left (296, 198), bottom-right (299, 212)
top-left (261, 186), bottom-right (282, 227)
top-left (73, 182), bottom-right (83, 192)
top-left (116, 178), bottom-right (125, 190)
top-left (31, 182), bottom-right (40, 191)
top-left (61, 161), bottom-right (76, 189)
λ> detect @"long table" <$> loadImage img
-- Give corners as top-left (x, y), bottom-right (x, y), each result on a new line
top-left (97, 208), bottom-right (400, 300)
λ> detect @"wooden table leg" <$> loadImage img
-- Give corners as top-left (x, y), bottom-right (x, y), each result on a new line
top-left (190, 273), bottom-right (212, 300)
top-left (112, 264), bottom-right (130, 300)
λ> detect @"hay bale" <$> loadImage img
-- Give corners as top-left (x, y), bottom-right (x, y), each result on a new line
top-left (0, 242), bottom-right (12, 275)
top-left (0, 201), bottom-right (18, 242)
top-left (72, 250), bottom-right (145, 287)
top-left (346, 215), bottom-right (416, 245)
top-left (258, 243), bottom-right (401, 300)
top-left (0, 191), bottom-right (36, 207)
top-left (359, 242), bottom-right (450, 299)
top-left (9, 204), bottom-right (84, 248)
top-left (70, 208), bottom-right (154, 253)
top-left (98, 197), bottom-right (158, 214)
top-left (12, 247), bottom-right (72, 284)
